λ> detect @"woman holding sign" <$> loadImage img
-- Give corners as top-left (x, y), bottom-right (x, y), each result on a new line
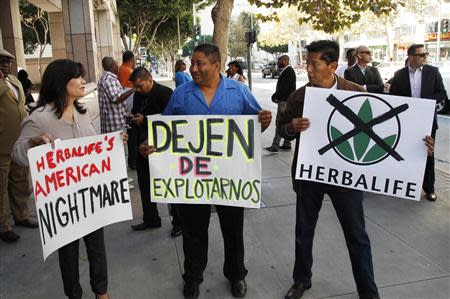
top-left (12, 59), bottom-right (126, 299)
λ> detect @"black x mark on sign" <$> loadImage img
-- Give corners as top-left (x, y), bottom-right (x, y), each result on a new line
top-left (318, 94), bottom-right (409, 161)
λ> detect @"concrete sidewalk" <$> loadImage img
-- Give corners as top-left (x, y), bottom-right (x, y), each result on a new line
top-left (1, 80), bottom-right (449, 299)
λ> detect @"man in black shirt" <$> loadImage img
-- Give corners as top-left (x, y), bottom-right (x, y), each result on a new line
top-left (344, 45), bottom-right (384, 94)
top-left (264, 55), bottom-right (297, 153)
top-left (128, 67), bottom-right (181, 236)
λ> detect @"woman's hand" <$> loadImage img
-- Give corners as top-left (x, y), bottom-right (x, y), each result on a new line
top-left (29, 133), bottom-right (54, 149)
top-left (119, 131), bottom-right (128, 143)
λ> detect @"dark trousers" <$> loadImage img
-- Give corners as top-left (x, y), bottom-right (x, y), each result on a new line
top-left (293, 181), bottom-right (379, 298)
top-left (271, 101), bottom-right (291, 149)
top-left (136, 154), bottom-right (160, 223)
top-left (58, 229), bottom-right (107, 299)
top-left (127, 127), bottom-right (138, 169)
top-left (179, 204), bottom-right (248, 284)
top-left (170, 204), bottom-right (182, 227)
top-left (422, 127), bottom-right (437, 194)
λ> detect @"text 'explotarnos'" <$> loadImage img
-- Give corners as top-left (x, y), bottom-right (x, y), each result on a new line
top-left (148, 115), bottom-right (262, 208)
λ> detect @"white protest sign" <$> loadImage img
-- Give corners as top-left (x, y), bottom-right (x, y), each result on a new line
top-left (148, 115), bottom-right (262, 208)
top-left (296, 87), bottom-right (435, 201)
top-left (28, 132), bottom-right (133, 260)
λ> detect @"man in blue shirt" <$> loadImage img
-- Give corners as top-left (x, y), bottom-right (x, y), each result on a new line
top-left (141, 43), bottom-right (271, 299)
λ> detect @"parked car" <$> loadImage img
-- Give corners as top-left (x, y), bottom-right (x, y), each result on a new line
top-left (431, 61), bottom-right (450, 114)
top-left (262, 61), bottom-right (281, 78)
top-left (380, 61), bottom-right (449, 114)
top-left (376, 62), bottom-right (404, 82)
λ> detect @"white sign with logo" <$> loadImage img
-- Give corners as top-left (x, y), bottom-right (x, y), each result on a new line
top-left (296, 87), bottom-right (435, 200)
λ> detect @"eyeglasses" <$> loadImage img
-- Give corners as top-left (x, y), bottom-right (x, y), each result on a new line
top-left (410, 52), bottom-right (429, 58)
top-left (359, 51), bottom-right (372, 55)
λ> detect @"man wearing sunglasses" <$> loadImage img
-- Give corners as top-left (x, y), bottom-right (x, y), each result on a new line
top-left (344, 45), bottom-right (384, 93)
top-left (389, 44), bottom-right (447, 202)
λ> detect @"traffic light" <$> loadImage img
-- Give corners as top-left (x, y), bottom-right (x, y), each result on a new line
top-left (193, 25), bottom-right (201, 36)
top-left (442, 19), bottom-right (449, 33)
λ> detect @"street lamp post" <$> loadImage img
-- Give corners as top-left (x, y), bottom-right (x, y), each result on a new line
top-left (436, 0), bottom-right (441, 63)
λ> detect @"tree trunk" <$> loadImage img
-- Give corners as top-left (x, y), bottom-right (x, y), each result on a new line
top-left (211, 0), bottom-right (234, 69)
top-left (385, 18), bottom-right (394, 61)
top-left (121, 35), bottom-right (129, 51)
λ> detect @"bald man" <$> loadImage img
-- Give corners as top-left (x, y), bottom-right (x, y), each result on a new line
top-left (97, 56), bottom-right (135, 134)
top-left (344, 45), bottom-right (384, 93)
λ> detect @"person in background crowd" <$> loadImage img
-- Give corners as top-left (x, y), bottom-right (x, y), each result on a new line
top-left (128, 67), bottom-right (182, 236)
top-left (227, 60), bottom-right (246, 82)
top-left (17, 69), bottom-right (34, 104)
top-left (0, 48), bottom-right (38, 243)
top-left (174, 60), bottom-right (192, 87)
top-left (335, 48), bottom-right (357, 77)
top-left (264, 54), bottom-right (296, 153)
top-left (118, 50), bottom-right (138, 170)
top-left (389, 44), bottom-right (447, 201)
top-left (98, 57), bottom-right (134, 134)
top-left (12, 59), bottom-right (128, 299)
top-left (344, 45), bottom-right (384, 93)
top-left (141, 43), bottom-right (272, 299)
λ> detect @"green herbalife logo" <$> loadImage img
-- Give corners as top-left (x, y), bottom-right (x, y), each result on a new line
top-left (319, 94), bottom-right (409, 166)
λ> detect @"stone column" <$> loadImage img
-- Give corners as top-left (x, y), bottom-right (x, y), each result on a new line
top-left (112, 14), bottom-right (123, 62)
top-left (48, 12), bottom-right (66, 60)
top-left (96, 10), bottom-right (114, 59)
top-left (62, 0), bottom-right (99, 82)
top-left (0, 0), bottom-right (26, 75)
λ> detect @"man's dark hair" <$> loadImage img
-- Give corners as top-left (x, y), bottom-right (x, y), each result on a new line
top-left (129, 66), bottom-right (152, 82)
top-left (407, 44), bottom-right (425, 56)
top-left (346, 48), bottom-right (356, 58)
top-left (305, 40), bottom-right (340, 64)
top-left (193, 43), bottom-right (221, 63)
top-left (122, 51), bottom-right (135, 63)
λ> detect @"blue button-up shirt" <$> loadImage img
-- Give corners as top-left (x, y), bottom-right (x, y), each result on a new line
top-left (163, 76), bottom-right (261, 115)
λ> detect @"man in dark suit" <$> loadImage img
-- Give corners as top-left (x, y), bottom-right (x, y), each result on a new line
top-left (344, 45), bottom-right (384, 93)
top-left (128, 67), bottom-right (182, 236)
top-left (278, 40), bottom-right (380, 299)
top-left (264, 55), bottom-right (297, 153)
top-left (389, 44), bottom-right (447, 201)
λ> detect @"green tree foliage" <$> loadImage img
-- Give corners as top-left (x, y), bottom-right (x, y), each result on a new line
top-left (149, 14), bottom-right (194, 73)
top-left (117, 0), bottom-right (209, 53)
top-left (19, 0), bottom-right (50, 55)
top-left (248, 0), bottom-right (402, 33)
top-left (228, 12), bottom-right (260, 59)
top-left (182, 35), bottom-right (213, 57)
top-left (258, 43), bottom-right (288, 57)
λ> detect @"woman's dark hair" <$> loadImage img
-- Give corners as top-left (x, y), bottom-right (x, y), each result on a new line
top-left (175, 60), bottom-right (185, 73)
top-left (30, 59), bottom-right (86, 118)
top-left (227, 60), bottom-right (245, 78)
top-left (17, 69), bottom-right (29, 81)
